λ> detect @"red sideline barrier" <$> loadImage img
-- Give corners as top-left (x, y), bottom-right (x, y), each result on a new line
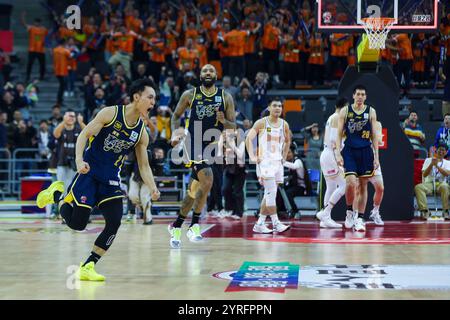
top-left (414, 158), bottom-right (425, 186)
top-left (0, 31), bottom-right (13, 53)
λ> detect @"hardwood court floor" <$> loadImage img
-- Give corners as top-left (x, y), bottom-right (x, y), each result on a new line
top-left (1, 216), bottom-right (450, 300)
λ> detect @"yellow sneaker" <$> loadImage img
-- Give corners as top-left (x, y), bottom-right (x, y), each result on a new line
top-left (36, 181), bottom-right (65, 208)
top-left (77, 262), bottom-right (105, 281)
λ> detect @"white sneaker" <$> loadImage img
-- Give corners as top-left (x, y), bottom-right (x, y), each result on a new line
top-left (230, 214), bottom-right (242, 220)
top-left (220, 209), bottom-right (232, 217)
top-left (168, 224), bottom-right (182, 248)
top-left (273, 222), bottom-right (290, 233)
top-left (316, 210), bottom-right (326, 221)
top-left (344, 210), bottom-right (357, 229)
top-left (253, 223), bottom-right (273, 234)
top-left (370, 210), bottom-right (384, 225)
top-left (126, 214), bottom-right (133, 222)
top-left (320, 218), bottom-right (342, 228)
top-left (353, 218), bottom-right (366, 232)
top-left (186, 224), bottom-right (203, 242)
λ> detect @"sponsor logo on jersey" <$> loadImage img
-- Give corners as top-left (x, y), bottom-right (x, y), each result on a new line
top-left (113, 121), bottom-right (122, 130)
top-left (364, 113), bottom-right (369, 119)
top-left (196, 102), bottom-right (221, 120)
top-left (130, 131), bottom-right (139, 142)
top-left (347, 112), bottom-right (354, 118)
top-left (215, 96), bottom-right (222, 103)
top-left (267, 127), bottom-right (272, 133)
top-left (195, 93), bottom-right (203, 100)
top-left (103, 133), bottom-right (135, 153)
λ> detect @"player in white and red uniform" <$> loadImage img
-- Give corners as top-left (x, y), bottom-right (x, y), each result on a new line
top-left (316, 98), bottom-right (348, 228)
top-left (368, 121), bottom-right (384, 225)
top-left (246, 99), bottom-right (291, 234)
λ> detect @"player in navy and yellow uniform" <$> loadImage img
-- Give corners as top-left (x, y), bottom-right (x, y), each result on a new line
top-left (335, 84), bottom-right (380, 232)
top-left (168, 64), bottom-right (235, 248)
top-left (36, 79), bottom-right (160, 281)
top-left (65, 104), bottom-right (146, 209)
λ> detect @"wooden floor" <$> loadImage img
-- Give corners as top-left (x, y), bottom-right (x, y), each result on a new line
top-left (1, 216), bottom-right (450, 300)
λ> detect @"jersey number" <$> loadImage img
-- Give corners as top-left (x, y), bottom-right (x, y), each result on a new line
top-left (362, 130), bottom-right (370, 139)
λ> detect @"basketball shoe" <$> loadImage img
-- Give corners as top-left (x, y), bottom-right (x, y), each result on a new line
top-left (353, 218), bottom-right (366, 232)
top-left (344, 210), bottom-right (357, 229)
top-left (187, 224), bottom-right (203, 242)
top-left (77, 262), bottom-right (105, 281)
top-left (369, 210), bottom-right (384, 225)
top-left (253, 223), bottom-right (273, 234)
top-left (36, 181), bottom-right (64, 208)
top-left (168, 224), bottom-right (182, 249)
top-left (273, 222), bottom-right (290, 233)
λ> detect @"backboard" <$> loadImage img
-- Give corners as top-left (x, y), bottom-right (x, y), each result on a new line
top-left (317, 0), bottom-right (441, 32)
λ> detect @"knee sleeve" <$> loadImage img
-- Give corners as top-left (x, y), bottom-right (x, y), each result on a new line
top-left (95, 199), bottom-right (123, 251)
top-left (61, 203), bottom-right (91, 231)
top-left (263, 179), bottom-right (277, 207)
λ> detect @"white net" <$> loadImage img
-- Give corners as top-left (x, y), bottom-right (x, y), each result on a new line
top-left (361, 18), bottom-right (395, 49)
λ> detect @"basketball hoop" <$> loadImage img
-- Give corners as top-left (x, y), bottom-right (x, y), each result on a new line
top-left (360, 17), bottom-right (396, 49)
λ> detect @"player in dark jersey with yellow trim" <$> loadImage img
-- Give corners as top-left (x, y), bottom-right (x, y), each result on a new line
top-left (36, 79), bottom-right (160, 280)
top-left (335, 84), bottom-right (380, 233)
top-left (169, 64), bottom-right (236, 249)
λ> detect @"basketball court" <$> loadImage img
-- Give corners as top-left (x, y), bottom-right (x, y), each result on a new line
top-left (1, 215), bottom-right (450, 299)
top-left (1, 0), bottom-right (450, 301)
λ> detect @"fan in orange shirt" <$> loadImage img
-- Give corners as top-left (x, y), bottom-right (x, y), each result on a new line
top-left (22, 12), bottom-right (48, 81)
top-left (243, 15), bottom-right (262, 80)
top-left (53, 39), bottom-right (72, 104)
top-left (107, 27), bottom-right (136, 79)
top-left (139, 31), bottom-right (165, 85)
top-left (262, 16), bottom-right (281, 82)
top-left (328, 33), bottom-right (351, 80)
top-left (393, 34), bottom-right (414, 94)
top-left (280, 26), bottom-right (301, 88)
top-left (308, 32), bottom-right (325, 85)
top-left (412, 42), bottom-right (427, 85)
top-left (125, 10), bottom-right (143, 34)
top-left (223, 24), bottom-right (249, 81)
top-left (177, 38), bottom-right (199, 71)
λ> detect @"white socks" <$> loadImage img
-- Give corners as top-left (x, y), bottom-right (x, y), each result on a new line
top-left (270, 214), bottom-right (280, 225)
top-left (257, 215), bottom-right (267, 225)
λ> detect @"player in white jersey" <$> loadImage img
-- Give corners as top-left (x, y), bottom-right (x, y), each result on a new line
top-left (359, 121), bottom-right (384, 225)
top-left (316, 98), bottom-right (348, 228)
top-left (246, 99), bottom-right (291, 233)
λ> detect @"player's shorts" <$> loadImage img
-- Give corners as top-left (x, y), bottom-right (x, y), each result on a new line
top-left (64, 173), bottom-right (124, 209)
top-left (256, 159), bottom-right (284, 184)
top-left (190, 162), bottom-right (212, 181)
top-left (320, 148), bottom-right (340, 177)
top-left (342, 145), bottom-right (374, 178)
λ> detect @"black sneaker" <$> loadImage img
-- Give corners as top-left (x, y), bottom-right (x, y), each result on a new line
top-left (143, 220), bottom-right (153, 225)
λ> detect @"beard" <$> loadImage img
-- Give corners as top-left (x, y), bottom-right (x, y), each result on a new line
top-left (200, 76), bottom-right (216, 88)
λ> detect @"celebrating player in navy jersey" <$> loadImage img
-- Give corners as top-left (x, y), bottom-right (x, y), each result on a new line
top-left (335, 84), bottom-right (380, 232)
top-left (36, 79), bottom-right (160, 281)
top-left (169, 64), bottom-right (236, 249)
